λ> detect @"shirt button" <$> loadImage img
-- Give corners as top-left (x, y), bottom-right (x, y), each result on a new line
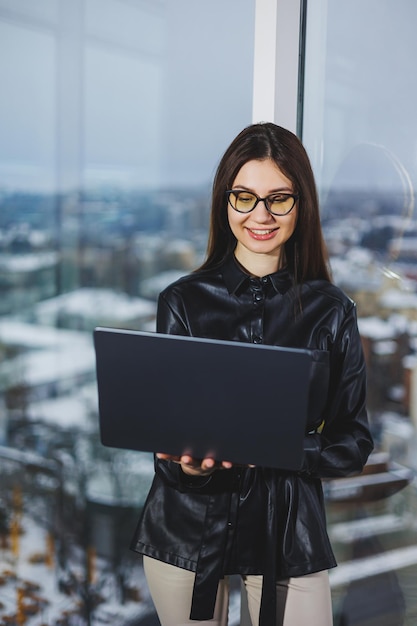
top-left (254, 293), bottom-right (263, 302)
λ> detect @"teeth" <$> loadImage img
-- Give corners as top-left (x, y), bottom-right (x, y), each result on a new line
top-left (250, 229), bottom-right (274, 235)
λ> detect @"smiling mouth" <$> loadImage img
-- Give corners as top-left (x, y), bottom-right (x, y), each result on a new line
top-left (248, 228), bottom-right (278, 235)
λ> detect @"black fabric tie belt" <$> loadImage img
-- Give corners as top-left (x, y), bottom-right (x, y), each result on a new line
top-left (190, 492), bottom-right (231, 620)
top-left (189, 474), bottom-right (279, 625)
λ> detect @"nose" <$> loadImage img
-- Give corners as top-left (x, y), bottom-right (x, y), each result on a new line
top-left (252, 198), bottom-right (274, 220)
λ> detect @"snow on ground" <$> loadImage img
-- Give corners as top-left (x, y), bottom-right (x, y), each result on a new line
top-left (0, 514), bottom-right (155, 625)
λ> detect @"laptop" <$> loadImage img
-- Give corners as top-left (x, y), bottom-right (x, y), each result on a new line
top-left (93, 327), bottom-right (313, 470)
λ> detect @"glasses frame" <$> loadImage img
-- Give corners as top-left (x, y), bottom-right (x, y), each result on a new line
top-left (226, 189), bottom-right (299, 216)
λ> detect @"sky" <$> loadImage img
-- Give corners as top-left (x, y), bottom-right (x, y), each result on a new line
top-left (1, 0), bottom-right (417, 199)
top-left (303, 0), bottom-right (417, 195)
top-left (0, 0), bottom-right (255, 193)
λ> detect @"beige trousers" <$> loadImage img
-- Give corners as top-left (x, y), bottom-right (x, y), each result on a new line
top-left (143, 556), bottom-right (333, 626)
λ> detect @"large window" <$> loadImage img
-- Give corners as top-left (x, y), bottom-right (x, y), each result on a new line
top-left (302, 1), bottom-right (417, 624)
top-left (1, 0), bottom-right (417, 624)
top-left (0, 1), bottom-right (255, 623)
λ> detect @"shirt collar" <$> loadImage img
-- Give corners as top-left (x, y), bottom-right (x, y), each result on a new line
top-left (222, 254), bottom-right (293, 296)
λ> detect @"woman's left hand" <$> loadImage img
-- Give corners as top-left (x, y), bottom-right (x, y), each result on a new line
top-left (156, 453), bottom-right (233, 476)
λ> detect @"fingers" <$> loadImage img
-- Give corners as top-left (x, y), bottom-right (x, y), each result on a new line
top-left (157, 453), bottom-right (222, 469)
top-left (201, 457), bottom-right (216, 471)
top-left (156, 453), bottom-right (255, 473)
top-left (156, 453), bottom-right (181, 462)
top-left (181, 456), bottom-right (231, 472)
top-left (181, 455), bottom-right (216, 475)
top-left (180, 454), bottom-right (201, 467)
top-left (157, 453), bottom-right (230, 476)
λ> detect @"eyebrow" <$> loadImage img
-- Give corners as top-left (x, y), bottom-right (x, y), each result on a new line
top-left (232, 185), bottom-right (294, 194)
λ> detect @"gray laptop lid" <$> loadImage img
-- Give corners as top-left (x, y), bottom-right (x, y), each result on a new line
top-left (94, 327), bottom-right (312, 470)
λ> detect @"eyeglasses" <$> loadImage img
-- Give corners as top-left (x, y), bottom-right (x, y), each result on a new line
top-left (226, 189), bottom-right (299, 216)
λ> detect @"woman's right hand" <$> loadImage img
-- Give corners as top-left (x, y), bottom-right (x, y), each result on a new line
top-left (156, 453), bottom-right (233, 476)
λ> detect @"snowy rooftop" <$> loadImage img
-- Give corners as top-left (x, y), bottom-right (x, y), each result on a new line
top-left (403, 354), bottom-right (417, 369)
top-left (140, 269), bottom-right (186, 299)
top-left (358, 316), bottom-right (397, 340)
top-left (27, 391), bottom-right (97, 431)
top-left (389, 237), bottom-right (417, 253)
top-left (372, 339), bottom-right (397, 356)
top-left (0, 320), bottom-right (95, 386)
top-left (0, 251), bottom-right (58, 272)
top-left (330, 252), bottom-right (382, 291)
top-left (1, 341), bottom-right (95, 387)
top-left (0, 318), bottom-right (90, 349)
top-left (33, 287), bottom-right (156, 321)
top-left (379, 288), bottom-right (417, 310)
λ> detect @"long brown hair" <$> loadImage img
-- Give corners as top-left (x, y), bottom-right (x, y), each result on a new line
top-left (199, 122), bottom-right (331, 283)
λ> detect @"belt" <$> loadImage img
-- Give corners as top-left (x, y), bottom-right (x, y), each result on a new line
top-left (189, 469), bottom-right (279, 625)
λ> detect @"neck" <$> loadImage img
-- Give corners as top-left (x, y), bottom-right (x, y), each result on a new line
top-left (234, 247), bottom-right (284, 277)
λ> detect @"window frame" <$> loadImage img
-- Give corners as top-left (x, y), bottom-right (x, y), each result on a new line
top-left (252, 0), bottom-right (304, 134)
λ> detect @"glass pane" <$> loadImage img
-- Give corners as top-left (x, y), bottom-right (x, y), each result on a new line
top-left (0, 0), bottom-right (255, 622)
top-left (0, 21), bottom-right (55, 192)
top-left (303, 1), bottom-right (417, 623)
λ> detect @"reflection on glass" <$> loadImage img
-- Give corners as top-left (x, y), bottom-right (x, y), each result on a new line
top-left (303, 1), bottom-right (417, 624)
top-left (0, 0), bottom-right (254, 623)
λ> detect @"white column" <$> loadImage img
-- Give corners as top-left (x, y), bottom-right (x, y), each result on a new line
top-left (252, 0), bottom-right (278, 123)
top-left (252, 0), bottom-right (302, 133)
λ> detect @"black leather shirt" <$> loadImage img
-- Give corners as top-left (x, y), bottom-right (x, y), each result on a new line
top-left (131, 255), bottom-right (374, 624)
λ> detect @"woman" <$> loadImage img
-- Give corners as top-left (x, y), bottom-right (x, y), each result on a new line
top-left (131, 123), bottom-right (374, 626)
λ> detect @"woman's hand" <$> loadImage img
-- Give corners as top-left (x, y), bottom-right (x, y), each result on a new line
top-left (156, 453), bottom-right (233, 476)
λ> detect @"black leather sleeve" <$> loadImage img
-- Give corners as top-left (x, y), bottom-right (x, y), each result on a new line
top-left (302, 302), bottom-right (373, 478)
top-left (156, 290), bottom-right (189, 336)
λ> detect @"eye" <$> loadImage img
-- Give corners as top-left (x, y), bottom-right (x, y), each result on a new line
top-left (268, 193), bottom-right (290, 203)
top-left (237, 192), bottom-right (256, 203)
